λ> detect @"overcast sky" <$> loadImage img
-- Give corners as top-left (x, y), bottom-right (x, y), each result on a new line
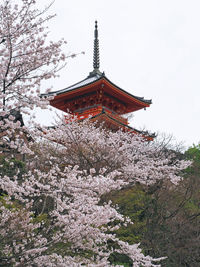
top-left (38, 0), bottom-right (200, 148)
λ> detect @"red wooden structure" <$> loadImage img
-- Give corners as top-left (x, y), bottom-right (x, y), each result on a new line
top-left (44, 21), bottom-right (154, 138)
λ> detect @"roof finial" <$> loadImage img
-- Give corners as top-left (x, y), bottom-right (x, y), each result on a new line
top-left (93, 20), bottom-right (100, 70)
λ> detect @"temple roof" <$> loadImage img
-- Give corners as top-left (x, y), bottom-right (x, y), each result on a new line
top-left (45, 71), bottom-right (152, 106)
top-left (46, 72), bottom-right (102, 96)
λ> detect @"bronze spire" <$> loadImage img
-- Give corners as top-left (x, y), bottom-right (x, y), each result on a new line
top-left (93, 21), bottom-right (100, 70)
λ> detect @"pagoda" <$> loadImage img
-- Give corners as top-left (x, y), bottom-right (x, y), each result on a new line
top-left (46, 21), bottom-right (153, 138)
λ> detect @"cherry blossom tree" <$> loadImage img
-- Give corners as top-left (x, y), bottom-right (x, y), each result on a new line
top-left (0, 116), bottom-right (191, 266)
top-left (0, 0), bottom-right (191, 266)
top-left (0, 0), bottom-right (68, 113)
top-left (0, 0), bottom-right (68, 156)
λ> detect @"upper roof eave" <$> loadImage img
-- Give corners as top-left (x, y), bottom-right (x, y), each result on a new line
top-left (42, 72), bottom-right (152, 106)
top-left (41, 72), bottom-right (103, 97)
top-left (102, 75), bottom-right (152, 105)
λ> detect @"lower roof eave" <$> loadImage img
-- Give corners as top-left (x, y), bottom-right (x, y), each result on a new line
top-left (87, 111), bottom-right (155, 139)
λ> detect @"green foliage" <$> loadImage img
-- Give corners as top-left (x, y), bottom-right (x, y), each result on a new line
top-left (0, 156), bottom-right (26, 179)
top-left (136, 144), bottom-right (200, 266)
top-left (104, 185), bottom-right (151, 266)
top-left (183, 195), bottom-right (200, 215)
top-left (109, 185), bottom-right (149, 245)
top-left (0, 194), bottom-right (21, 210)
top-left (185, 143), bottom-right (200, 161)
top-left (105, 145), bottom-right (200, 267)
top-left (109, 252), bottom-right (132, 267)
top-left (184, 143), bottom-right (200, 173)
top-left (32, 213), bottom-right (48, 224)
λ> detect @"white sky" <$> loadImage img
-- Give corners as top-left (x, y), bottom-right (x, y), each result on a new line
top-left (38, 0), bottom-right (200, 148)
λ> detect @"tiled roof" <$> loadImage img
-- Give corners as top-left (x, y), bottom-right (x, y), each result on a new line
top-left (45, 72), bottom-right (103, 96)
top-left (43, 72), bottom-right (152, 105)
top-left (91, 110), bottom-right (156, 138)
